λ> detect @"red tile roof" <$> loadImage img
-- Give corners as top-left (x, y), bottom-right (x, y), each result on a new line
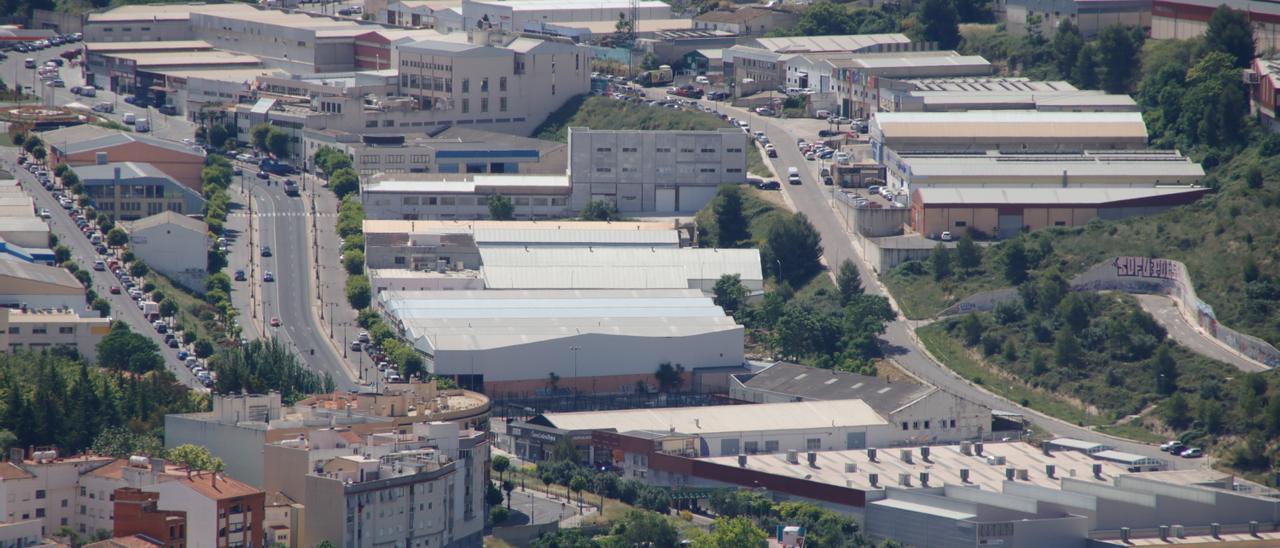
top-left (0, 462), bottom-right (34, 481)
top-left (174, 472), bottom-right (262, 500)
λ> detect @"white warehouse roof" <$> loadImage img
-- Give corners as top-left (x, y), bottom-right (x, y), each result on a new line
top-left (874, 110), bottom-right (1149, 141)
top-left (473, 227), bottom-right (679, 247)
top-left (537, 399), bottom-right (888, 434)
top-left (381, 289), bottom-right (741, 352)
top-left (478, 247), bottom-right (762, 289)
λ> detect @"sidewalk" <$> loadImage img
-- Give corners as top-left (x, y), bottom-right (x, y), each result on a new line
top-left (302, 173), bottom-right (366, 383)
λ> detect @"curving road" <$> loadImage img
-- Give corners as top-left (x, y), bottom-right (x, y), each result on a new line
top-left (1135, 294), bottom-right (1268, 373)
top-left (639, 90), bottom-right (1193, 467)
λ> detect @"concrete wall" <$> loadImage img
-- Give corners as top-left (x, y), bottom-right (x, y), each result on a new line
top-left (130, 223), bottom-right (208, 291)
top-left (83, 20), bottom-right (190, 42)
top-left (889, 390), bottom-right (991, 444)
top-left (164, 415), bottom-right (268, 487)
top-left (300, 475), bottom-right (345, 547)
top-left (568, 129), bottom-right (747, 213)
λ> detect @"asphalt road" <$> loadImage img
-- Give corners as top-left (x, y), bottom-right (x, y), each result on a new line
top-left (1135, 294), bottom-right (1268, 373)
top-left (1, 151), bottom-right (204, 389)
top-left (239, 170), bottom-right (358, 391)
top-left (631, 91), bottom-right (1194, 466)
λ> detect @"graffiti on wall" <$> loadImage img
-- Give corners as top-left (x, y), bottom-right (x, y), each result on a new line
top-left (1113, 256), bottom-right (1180, 281)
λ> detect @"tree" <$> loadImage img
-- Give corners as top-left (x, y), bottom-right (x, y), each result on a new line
top-left (713, 185), bottom-right (750, 248)
top-left (694, 516), bottom-right (767, 548)
top-left (487, 194), bottom-right (515, 220)
top-left (489, 505), bottom-right (510, 526)
top-left (208, 125), bottom-right (230, 149)
top-left (485, 483), bottom-right (504, 507)
top-left (1205, 5), bottom-right (1255, 67)
top-left (266, 129), bottom-right (290, 159)
top-left (129, 261), bottom-right (149, 278)
top-left (343, 249), bottom-right (365, 276)
top-left (1054, 328), bottom-right (1082, 368)
top-left (954, 233), bottom-right (981, 270)
top-left (169, 444), bottom-right (218, 475)
top-left (193, 339), bottom-right (215, 359)
top-left (763, 213), bottom-right (823, 285)
top-left (1052, 20), bottom-right (1084, 80)
top-left (568, 475), bottom-right (588, 505)
top-left (1001, 243), bottom-right (1030, 285)
top-left (53, 245), bottom-right (71, 264)
top-left (640, 51), bottom-right (660, 71)
top-left (579, 200), bottom-right (619, 221)
top-left (1246, 164), bottom-right (1264, 189)
top-left (250, 124), bottom-right (272, 152)
top-left (708, 490), bottom-right (772, 518)
top-left (502, 479), bottom-right (515, 510)
top-left (1073, 44), bottom-right (1099, 89)
top-left (930, 243), bottom-right (952, 281)
top-left (1199, 399), bottom-right (1225, 434)
top-left (346, 275), bottom-right (371, 309)
top-left (960, 314), bottom-right (983, 346)
top-left (611, 510), bottom-right (678, 547)
top-left (1153, 344), bottom-right (1178, 395)
top-left (96, 327), bottom-right (162, 373)
top-left (837, 259), bottom-right (863, 304)
top-left (1097, 24), bottom-right (1138, 93)
top-left (492, 455), bottom-right (510, 483)
top-left (917, 0), bottom-right (961, 49)
top-left (713, 274), bottom-right (748, 314)
top-left (158, 299), bottom-right (178, 318)
top-left (654, 362), bottom-right (685, 393)
top-left (106, 227), bottom-right (128, 248)
top-left (91, 298), bottom-right (111, 317)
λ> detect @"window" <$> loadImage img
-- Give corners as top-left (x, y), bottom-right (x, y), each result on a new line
top-left (383, 120), bottom-right (395, 127)
top-left (58, 327), bottom-right (74, 334)
top-left (764, 441), bottom-right (779, 452)
top-left (1054, 221), bottom-right (1066, 226)
top-left (700, 148), bottom-right (716, 153)
top-left (365, 120), bottom-right (377, 128)
top-left (31, 327), bottom-right (46, 335)
top-left (656, 147), bottom-right (671, 153)
top-left (680, 148), bottom-right (694, 153)
top-left (726, 168), bottom-right (743, 173)
top-left (726, 147), bottom-right (743, 153)
top-left (461, 79), bottom-right (469, 93)
top-left (60, 499), bottom-right (67, 508)
top-left (499, 97), bottom-right (507, 112)
top-left (481, 77), bottom-right (488, 92)
top-left (35, 509), bottom-right (44, 518)
top-left (622, 147), bottom-right (638, 152)
top-left (744, 441), bottom-right (759, 454)
top-left (596, 147), bottom-right (612, 152)
top-left (950, 419), bottom-right (957, 428)
top-left (924, 420), bottom-right (931, 429)
top-left (35, 490), bottom-right (45, 499)
top-left (912, 421), bottom-right (919, 429)
top-left (461, 99), bottom-right (469, 113)
top-left (901, 422), bottom-right (909, 431)
top-left (7, 327), bottom-right (16, 334)
top-left (393, 256), bottom-right (406, 265)
top-left (499, 77), bottom-right (507, 92)
top-left (806, 438), bottom-right (821, 450)
top-left (595, 167), bottom-right (612, 173)
top-left (954, 221), bottom-right (967, 227)
top-left (481, 98), bottom-right (488, 113)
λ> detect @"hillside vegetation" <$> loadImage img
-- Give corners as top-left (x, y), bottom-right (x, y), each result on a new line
top-left (534, 95), bottom-right (770, 177)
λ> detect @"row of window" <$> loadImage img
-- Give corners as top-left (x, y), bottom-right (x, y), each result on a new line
top-left (608, 147), bottom-right (737, 154)
top-left (7, 326), bottom-right (76, 335)
top-left (900, 419), bottom-right (959, 431)
top-left (395, 196), bottom-right (567, 207)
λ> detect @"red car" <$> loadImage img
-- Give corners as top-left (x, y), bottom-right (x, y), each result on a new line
top-left (270, 317), bottom-right (281, 327)
top-left (109, 286), bottom-right (121, 294)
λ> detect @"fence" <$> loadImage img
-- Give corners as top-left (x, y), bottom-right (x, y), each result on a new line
top-left (939, 257), bottom-right (1280, 368)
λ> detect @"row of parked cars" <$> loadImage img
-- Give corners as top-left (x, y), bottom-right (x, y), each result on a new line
top-left (5, 33), bottom-right (81, 53)
top-left (350, 333), bottom-right (406, 384)
top-left (1159, 440), bottom-right (1203, 458)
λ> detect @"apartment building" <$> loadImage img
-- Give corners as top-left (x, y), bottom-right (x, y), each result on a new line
top-left (72, 163), bottom-right (206, 222)
top-left (111, 489), bottom-right (186, 548)
top-left (306, 126), bottom-right (566, 177)
top-left (145, 472), bottom-right (265, 548)
top-left (78, 458), bottom-right (190, 538)
top-left (0, 307), bottom-right (111, 362)
top-left (262, 421), bottom-right (488, 547)
top-left (568, 127), bottom-right (748, 213)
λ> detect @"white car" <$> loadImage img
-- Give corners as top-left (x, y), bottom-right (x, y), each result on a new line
top-left (940, 231), bottom-right (953, 241)
top-left (39, 208), bottom-right (51, 219)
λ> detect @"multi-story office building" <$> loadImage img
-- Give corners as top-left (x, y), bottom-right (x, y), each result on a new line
top-left (72, 163), bottom-right (206, 222)
top-left (262, 421), bottom-right (488, 547)
top-left (234, 29), bottom-right (590, 154)
top-left (567, 127), bottom-right (748, 213)
top-left (0, 308), bottom-right (111, 362)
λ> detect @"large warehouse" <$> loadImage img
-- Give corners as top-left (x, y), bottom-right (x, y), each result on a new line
top-left (870, 110), bottom-right (1151, 164)
top-left (477, 246), bottom-right (764, 291)
top-left (911, 186), bottom-right (1212, 239)
top-left (511, 399), bottom-right (892, 461)
top-left (379, 289), bottom-right (744, 395)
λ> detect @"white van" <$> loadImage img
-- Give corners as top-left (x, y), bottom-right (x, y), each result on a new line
top-left (80, 86), bottom-right (96, 97)
top-left (122, 112), bottom-right (136, 124)
top-left (815, 110), bottom-right (831, 119)
top-left (135, 118), bottom-right (150, 132)
top-left (787, 166), bottom-right (801, 185)
top-left (695, 75), bottom-right (709, 85)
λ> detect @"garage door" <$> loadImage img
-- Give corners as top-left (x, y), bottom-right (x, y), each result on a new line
top-left (655, 188), bottom-right (676, 212)
top-left (678, 186), bottom-right (719, 212)
top-left (846, 432), bottom-right (866, 449)
top-left (997, 213), bottom-right (1023, 239)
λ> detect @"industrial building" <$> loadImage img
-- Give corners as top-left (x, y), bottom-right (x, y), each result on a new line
top-left (1248, 57), bottom-right (1280, 132)
top-left (1006, 0), bottom-right (1150, 37)
top-left (887, 150), bottom-right (1204, 194)
top-left (72, 162), bottom-right (207, 221)
top-left (459, 0), bottom-right (672, 33)
top-left (1153, 0), bottom-right (1280, 53)
top-left (878, 78), bottom-right (1138, 113)
top-left (831, 52), bottom-right (994, 118)
top-left (378, 289), bottom-right (745, 394)
top-left (911, 187), bottom-right (1212, 239)
top-left (723, 33), bottom-right (918, 93)
top-left (42, 125), bottom-right (208, 193)
top-left (123, 211), bottom-right (209, 290)
top-left (309, 126), bottom-right (566, 177)
top-left (361, 175), bottom-right (571, 220)
top-left (730, 362), bottom-right (992, 444)
top-left (510, 399), bottom-right (892, 462)
top-left (871, 111), bottom-right (1151, 165)
top-left (476, 246), bottom-right (763, 291)
top-left (567, 128), bottom-right (748, 213)
top-left (0, 260), bottom-right (89, 314)
top-left (692, 7), bottom-right (797, 36)
top-left (363, 219), bottom-right (681, 270)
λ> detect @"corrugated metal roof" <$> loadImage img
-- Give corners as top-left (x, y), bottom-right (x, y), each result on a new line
top-left (363, 219), bottom-right (673, 234)
top-left (474, 228), bottom-right (679, 246)
top-left (875, 111), bottom-right (1148, 140)
top-left (481, 266), bottom-right (690, 289)
top-left (479, 246), bottom-right (763, 283)
top-left (869, 498), bottom-right (978, 520)
top-left (0, 260), bottom-right (82, 290)
top-left (753, 33), bottom-right (911, 53)
top-left (915, 186), bottom-right (1208, 206)
top-left (540, 399), bottom-right (888, 434)
top-left (902, 154), bottom-right (1204, 179)
top-left (72, 162), bottom-right (173, 182)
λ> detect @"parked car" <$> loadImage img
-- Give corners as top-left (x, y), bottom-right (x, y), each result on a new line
top-left (1161, 440), bottom-right (1185, 454)
top-left (234, 269), bottom-right (246, 281)
top-left (109, 286), bottom-right (121, 294)
top-left (263, 271), bottom-right (275, 282)
top-left (350, 341), bottom-right (362, 351)
top-left (270, 317), bottom-right (281, 327)
top-left (260, 246), bottom-right (272, 257)
top-left (1179, 448), bottom-right (1203, 458)
top-left (940, 231), bottom-right (953, 242)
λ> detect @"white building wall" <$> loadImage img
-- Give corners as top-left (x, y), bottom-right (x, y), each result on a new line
top-left (462, 0), bottom-right (670, 32)
top-left (77, 474), bottom-right (123, 536)
top-left (697, 424), bottom-right (891, 456)
top-left (886, 391), bottom-right (991, 444)
top-left (431, 328), bottom-right (744, 383)
top-left (147, 481), bottom-right (218, 547)
top-left (568, 128), bottom-right (748, 213)
top-left (362, 191), bottom-right (569, 220)
top-left (129, 223), bottom-right (208, 288)
top-left (164, 415), bottom-right (269, 488)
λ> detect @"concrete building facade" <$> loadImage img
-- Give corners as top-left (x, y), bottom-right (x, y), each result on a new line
top-left (0, 260), bottom-right (89, 315)
top-left (460, 0), bottom-right (671, 33)
top-left (144, 473), bottom-right (265, 548)
top-left (361, 176), bottom-right (571, 220)
top-left (692, 7), bottom-right (797, 35)
top-left (72, 163), bottom-right (206, 222)
top-left (0, 308), bottom-right (111, 363)
top-left (567, 128), bottom-right (748, 213)
top-left (1153, 0), bottom-right (1280, 53)
top-left (1006, 0), bottom-right (1151, 38)
top-left (123, 212), bottom-right (209, 292)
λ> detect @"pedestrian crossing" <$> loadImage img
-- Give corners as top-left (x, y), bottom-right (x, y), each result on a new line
top-left (227, 212), bottom-right (339, 218)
